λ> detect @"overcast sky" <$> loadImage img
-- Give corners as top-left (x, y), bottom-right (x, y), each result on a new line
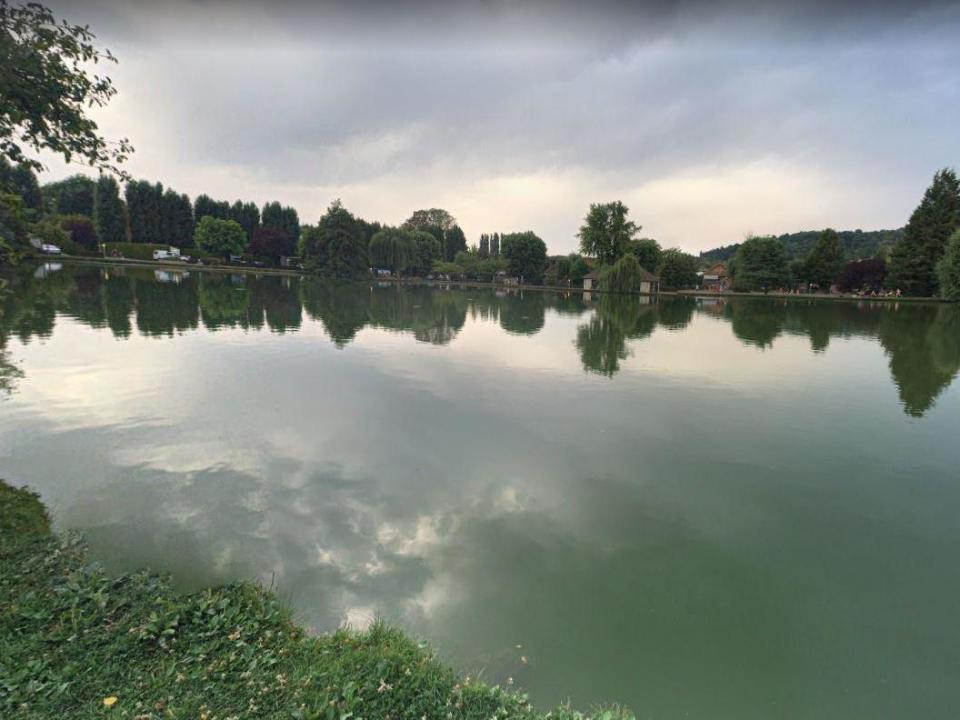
top-left (38, 0), bottom-right (960, 254)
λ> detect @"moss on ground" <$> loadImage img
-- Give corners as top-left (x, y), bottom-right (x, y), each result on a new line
top-left (0, 481), bottom-right (632, 720)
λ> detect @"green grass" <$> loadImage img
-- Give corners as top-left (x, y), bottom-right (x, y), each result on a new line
top-left (0, 481), bottom-right (632, 720)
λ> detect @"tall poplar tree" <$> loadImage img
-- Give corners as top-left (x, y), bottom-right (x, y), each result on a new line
top-left (125, 180), bottom-right (145, 242)
top-left (94, 175), bottom-right (126, 243)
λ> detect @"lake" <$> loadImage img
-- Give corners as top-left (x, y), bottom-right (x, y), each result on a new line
top-left (1, 263), bottom-right (959, 718)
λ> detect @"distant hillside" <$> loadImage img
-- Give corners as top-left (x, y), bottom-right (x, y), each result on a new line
top-left (699, 228), bottom-right (903, 265)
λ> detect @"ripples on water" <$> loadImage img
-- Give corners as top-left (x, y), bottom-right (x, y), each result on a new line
top-left (1, 263), bottom-right (959, 718)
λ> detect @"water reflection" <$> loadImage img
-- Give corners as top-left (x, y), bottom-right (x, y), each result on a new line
top-left (1, 264), bottom-right (959, 417)
top-left (3, 263), bottom-right (960, 716)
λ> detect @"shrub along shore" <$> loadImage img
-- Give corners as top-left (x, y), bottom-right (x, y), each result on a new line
top-left (0, 481), bottom-right (631, 720)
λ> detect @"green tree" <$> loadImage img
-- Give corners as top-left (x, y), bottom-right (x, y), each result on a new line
top-left (280, 206), bottom-right (299, 246)
top-left (599, 254), bottom-right (647, 293)
top-left (194, 216), bottom-right (246, 259)
top-left (300, 200), bottom-right (369, 279)
top-left (578, 201), bottom-right (639, 265)
top-left (937, 229), bottom-right (960, 301)
top-left (230, 200), bottom-right (260, 239)
top-left (657, 248), bottom-right (698, 290)
top-left (174, 193), bottom-right (195, 247)
top-left (0, 1), bottom-right (133, 174)
top-left (0, 192), bottom-right (27, 263)
top-left (479, 233), bottom-right (489, 258)
top-left (0, 158), bottom-right (41, 211)
top-left (261, 201), bottom-right (283, 231)
top-left (731, 236), bottom-right (790, 291)
top-left (888, 168), bottom-right (960, 297)
top-left (625, 237), bottom-right (661, 273)
top-left (501, 231), bottom-right (547, 283)
top-left (804, 228), bottom-right (844, 289)
top-left (490, 232), bottom-right (500, 257)
top-left (403, 208), bottom-right (456, 234)
top-left (94, 175), bottom-right (126, 243)
top-left (124, 179), bottom-right (157, 243)
top-left (194, 194), bottom-right (228, 222)
top-left (410, 229), bottom-right (442, 275)
top-left (569, 254), bottom-right (590, 284)
top-left (444, 224), bottom-right (467, 261)
top-left (42, 174), bottom-right (95, 216)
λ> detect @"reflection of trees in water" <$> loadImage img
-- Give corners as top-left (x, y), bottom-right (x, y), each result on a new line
top-left (496, 291), bottom-right (546, 335)
top-left (576, 296), bottom-right (657, 376)
top-left (135, 273), bottom-right (199, 337)
top-left (301, 280), bottom-right (371, 347)
top-left (104, 272), bottom-right (135, 338)
top-left (259, 276), bottom-right (302, 334)
top-left (656, 296), bottom-right (696, 330)
top-left (722, 299), bottom-right (785, 349)
top-left (0, 347), bottom-right (22, 394)
top-left (4, 265), bottom-right (959, 416)
top-left (705, 298), bottom-right (960, 417)
top-left (575, 296), bottom-right (695, 377)
top-left (879, 304), bottom-right (960, 417)
top-left (198, 274), bottom-right (250, 330)
top-left (368, 286), bottom-right (469, 346)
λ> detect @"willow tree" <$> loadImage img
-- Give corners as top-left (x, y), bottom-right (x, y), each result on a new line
top-left (369, 227), bottom-right (413, 275)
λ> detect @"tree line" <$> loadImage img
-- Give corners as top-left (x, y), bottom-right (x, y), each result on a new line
top-left (716, 168), bottom-right (960, 299)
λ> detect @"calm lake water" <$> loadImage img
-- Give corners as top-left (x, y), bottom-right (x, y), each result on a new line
top-left (2, 263), bottom-right (959, 718)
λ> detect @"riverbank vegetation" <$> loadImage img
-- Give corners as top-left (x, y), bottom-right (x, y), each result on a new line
top-left (0, 480), bottom-right (631, 720)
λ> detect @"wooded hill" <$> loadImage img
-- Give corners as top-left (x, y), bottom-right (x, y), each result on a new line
top-left (699, 228), bottom-right (903, 265)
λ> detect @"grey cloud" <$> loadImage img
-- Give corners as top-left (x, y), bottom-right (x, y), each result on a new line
top-left (36, 0), bottom-right (960, 248)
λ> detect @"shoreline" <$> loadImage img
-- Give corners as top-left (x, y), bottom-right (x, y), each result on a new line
top-left (29, 255), bottom-right (956, 304)
top-left (0, 481), bottom-right (630, 719)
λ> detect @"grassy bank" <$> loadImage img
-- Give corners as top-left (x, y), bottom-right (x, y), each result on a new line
top-left (0, 481), bottom-right (630, 720)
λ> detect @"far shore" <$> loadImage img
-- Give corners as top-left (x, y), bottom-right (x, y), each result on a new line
top-left (28, 255), bottom-right (955, 304)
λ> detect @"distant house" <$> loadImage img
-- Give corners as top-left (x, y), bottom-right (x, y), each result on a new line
top-left (583, 268), bottom-right (660, 294)
top-left (637, 267), bottom-right (660, 294)
top-left (495, 271), bottom-right (518, 286)
top-left (700, 262), bottom-right (729, 291)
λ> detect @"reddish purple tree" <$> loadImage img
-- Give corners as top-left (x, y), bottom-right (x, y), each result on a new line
top-left (249, 226), bottom-right (294, 259)
top-left (836, 257), bottom-right (887, 291)
top-left (61, 215), bottom-right (99, 250)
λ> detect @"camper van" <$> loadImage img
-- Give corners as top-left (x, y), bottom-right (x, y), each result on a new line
top-left (152, 247), bottom-right (182, 261)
